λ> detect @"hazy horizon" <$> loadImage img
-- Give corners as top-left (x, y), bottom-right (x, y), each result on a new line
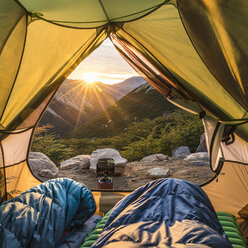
top-left (68, 38), bottom-right (138, 85)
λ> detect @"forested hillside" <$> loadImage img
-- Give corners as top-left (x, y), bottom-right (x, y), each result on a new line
top-left (69, 83), bottom-right (177, 138)
top-left (32, 110), bottom-right (203, 164)
top-left (33, 78), bottom-right (203, 165)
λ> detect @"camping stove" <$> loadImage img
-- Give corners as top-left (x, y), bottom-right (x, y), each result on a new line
top-left (96, 158), bottom-right (114, 190)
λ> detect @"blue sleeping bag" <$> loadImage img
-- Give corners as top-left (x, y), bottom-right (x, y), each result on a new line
top-left (92, 178), bottom-right (232, 247)
top-left (0, 178), bottom-right (96, 248)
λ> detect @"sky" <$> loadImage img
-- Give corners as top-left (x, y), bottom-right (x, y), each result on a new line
top-left (68, 38), bottom-right (138, 85)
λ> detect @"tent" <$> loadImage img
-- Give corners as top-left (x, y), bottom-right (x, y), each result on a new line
top-left (1, 0), bottom-right (248, 223)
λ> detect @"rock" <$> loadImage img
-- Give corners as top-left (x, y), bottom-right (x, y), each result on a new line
top-left (189, 160), bottom-right (209, 166)
top-left (60, 155), bottom-right (90, 170)
top-left (172, 146), bottom-right (190, 159)
top-left (147, 167), bottom-right (170, 179)
top-left (131, 178), bottom-right (138, 182)
top-left (184, 152), bottom-right (209, 161)
top-left (140, 154), bottom-right (169, 162)
top-left (196, 134), bottom-right (207, 152)
top-left (39, 169), bottom-right (58, 178)
top-left (184, 152), bottom-right (209, 166)
top-left (90, 148), bottom-right (127, 175)
top-left (29, 152), bottom-right (58, 181)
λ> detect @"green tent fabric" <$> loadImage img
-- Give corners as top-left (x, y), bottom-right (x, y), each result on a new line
top-left (1, 1), bottom-right (248, 237)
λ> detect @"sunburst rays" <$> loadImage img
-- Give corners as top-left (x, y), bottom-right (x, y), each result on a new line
top-left (75, 82), bottom-right (90, 128)
top-left (54, 78), bottom-right (135, 132)
top-left (91, 83), bottom-right (117, 134)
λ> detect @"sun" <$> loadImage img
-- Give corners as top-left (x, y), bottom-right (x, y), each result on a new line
top-left (82, 72), bottom-right (98, 83)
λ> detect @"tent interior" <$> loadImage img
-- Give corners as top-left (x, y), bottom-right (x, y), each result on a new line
top-left (1, 0), bottom-right (248, 246)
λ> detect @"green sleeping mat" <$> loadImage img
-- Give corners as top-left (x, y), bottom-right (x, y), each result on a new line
top-left (81, 210), bottom-right (247, 248)
top-left (216, 211), bottom-right (247, 248)
top-left (80, 210), bottom-right (112, 248)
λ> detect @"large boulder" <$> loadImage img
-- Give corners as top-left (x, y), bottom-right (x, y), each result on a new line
top-left (90, 148), bottom-right (127, 175)
top-left (184, 152), bottom-right (209, 166)
top-left (196, 134), bottom-right (208, 152)
top-left (29, 152), bottom-right (58, 181)
top-left (60, 155), bottom-right (90, 170)
top-left (147, 167), bottom-right (170, 179)
top-left (172, 146), bottom-right (190, 159)
top-left (140, 154), bottom-right (169, 162)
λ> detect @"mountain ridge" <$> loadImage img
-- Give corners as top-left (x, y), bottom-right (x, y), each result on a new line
top-left (39, 77), bottom-right (146, 134)
top-left (69, 82), bottom-right (177, 138)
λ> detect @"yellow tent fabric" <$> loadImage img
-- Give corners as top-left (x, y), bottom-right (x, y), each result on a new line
top-left (1, 0), bottom-right (248, 221)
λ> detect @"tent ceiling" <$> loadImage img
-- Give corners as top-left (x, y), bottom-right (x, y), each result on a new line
top-left (1, 0), bottom-right (248, 202)
top-left (178, 1), bottom-right (248, 112)
top-left (18, 0), bottom-right (167, 28)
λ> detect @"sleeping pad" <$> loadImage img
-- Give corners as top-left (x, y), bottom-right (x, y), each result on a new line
top-left (92, 178), bottom-right (232, 247)
top-left (0, 178), bottom-right (96, 248)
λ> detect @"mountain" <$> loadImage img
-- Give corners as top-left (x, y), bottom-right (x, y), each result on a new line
top-left (101, 76), bottom-right (146, 100)
top-left (69, 83), bottom-right (177, 138)
top-left (39, 77), bottom-right (146, 135)
top-left (39, 79), bottom-right (116, 134)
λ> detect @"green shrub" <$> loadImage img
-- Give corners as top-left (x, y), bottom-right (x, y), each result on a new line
top-left (32, 109), bottom-right (203, 163)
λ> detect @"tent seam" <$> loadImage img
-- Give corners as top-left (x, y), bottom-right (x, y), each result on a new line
top-left (0, 14), bottom-right (28, 126)
top-left (0, 14), bottom-right (25, 57)
top-left (98, 0), bottom-right (110, 23)
top-left (113, 0), bottom-right (169, 25)
top-left (32, 3), bottom-right (168, 24)
top-left (29, 15), bottom-right (107, 30)
top-left (224, 160), bottom-right (248, 166)
top-left (25, 127), bottom-right (42, 182)
top-left (0, 142), bottom-right (7, 201)
top-left (2, 159), bottom-right (26, 169)
top-left (0, 126), bottom-right (34, 134)
top-left (176, 0), bottom-right (248, 112)
top-left (14, 0), bottom-right (29, 14)
top-left (25, 1), bottom-right (169, 29)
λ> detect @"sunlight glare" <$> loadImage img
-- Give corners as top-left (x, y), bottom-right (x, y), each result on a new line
top-left (82, 72), bottom-right (98, 83)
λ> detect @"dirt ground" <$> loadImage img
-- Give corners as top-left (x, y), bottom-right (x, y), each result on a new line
top-left (58, 159), bottom-right (214, 191)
